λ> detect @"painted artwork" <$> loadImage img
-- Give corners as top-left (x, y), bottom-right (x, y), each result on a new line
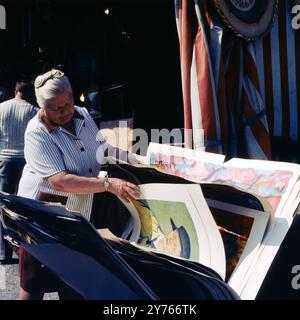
top-left (209, 205), bottom-right (255, 281)
top-left (120, 183), bottom-right (227, 279)
top-left (149, 151), bottom-right (294, 212)
top-left (131, 199), bottom-right (198, 261)
top-left (119, 183), bottom-right (271, 291)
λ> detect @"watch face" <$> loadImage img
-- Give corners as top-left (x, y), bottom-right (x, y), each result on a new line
top-left (104, 176), bottom-right (110, 190)
top-left (212, 0), bottom-right (279, 41)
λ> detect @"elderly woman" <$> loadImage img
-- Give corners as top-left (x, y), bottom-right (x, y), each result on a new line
top-left (17, 69), bottom-right (143, 300)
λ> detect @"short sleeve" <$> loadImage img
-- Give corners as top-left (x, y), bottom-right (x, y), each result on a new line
top-left (24, 130), bottom-right (66, 178)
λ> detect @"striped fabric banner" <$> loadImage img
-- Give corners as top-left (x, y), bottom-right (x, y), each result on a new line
top-left (175, 0), bottom-right (226, 153)
top-left (259, 0), bottom-right (298, 141)
top-left (175, 0), bottom-right (300, 160)
top-left (175, 0), bottom-right (194, 148)
top-left (242, 42), bottom-right (272, 159)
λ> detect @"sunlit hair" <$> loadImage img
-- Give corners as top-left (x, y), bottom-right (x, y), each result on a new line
top-left (34, 69), bottom-right (72, 108)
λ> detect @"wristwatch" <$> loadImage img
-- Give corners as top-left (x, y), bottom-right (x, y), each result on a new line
top-left (103, 174), bottom-right (110, 191)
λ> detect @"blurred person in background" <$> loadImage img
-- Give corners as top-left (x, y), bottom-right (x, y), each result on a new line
top-left (0, 81), bottom-right (38, 263)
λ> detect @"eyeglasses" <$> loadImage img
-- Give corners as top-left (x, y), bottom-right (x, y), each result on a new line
top-left (45, 99), bottom-right (73, 113)
top-left (34, 69), bottom-right (65, 89)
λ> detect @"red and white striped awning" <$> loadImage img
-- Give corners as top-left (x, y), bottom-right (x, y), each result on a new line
top-left (175, 0), bottom-right (299, 160)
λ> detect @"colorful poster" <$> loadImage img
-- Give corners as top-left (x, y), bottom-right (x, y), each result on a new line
top-left (120, 184), bottom-right (226, 279)
top-left (147, 143), bottom-right (300, 215)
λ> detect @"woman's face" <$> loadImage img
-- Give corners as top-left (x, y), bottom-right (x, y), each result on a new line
top-left (43, 91), bottom-right (75, 127)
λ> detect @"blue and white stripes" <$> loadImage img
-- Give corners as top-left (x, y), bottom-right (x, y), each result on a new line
top-left (0, 98), bottom-right (37, 159)
top-left (18, 106), bottom-right (104, 220)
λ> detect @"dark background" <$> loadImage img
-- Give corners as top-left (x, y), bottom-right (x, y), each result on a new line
top-left (0, 0), bottom-right (183, 131)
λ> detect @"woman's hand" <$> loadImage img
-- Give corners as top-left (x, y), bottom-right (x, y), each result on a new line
top-left (108, 178), bottom-right (141, 203)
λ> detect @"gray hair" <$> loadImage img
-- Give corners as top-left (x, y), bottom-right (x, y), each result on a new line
top-left (34, 69), bottom-right (72, 108)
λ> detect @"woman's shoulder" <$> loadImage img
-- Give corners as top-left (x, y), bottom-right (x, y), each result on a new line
top-left (74, 106), bottom-right (96, 125)
top-left (26, 112), bottom-right (48, 136)
top-left (74, 105), bottom-right (89, 116)
top-left (26, 113), bottom-right (39, 128)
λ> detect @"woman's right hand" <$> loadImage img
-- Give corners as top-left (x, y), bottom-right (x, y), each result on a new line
top-left (107, 178), bottom-right (141, 203)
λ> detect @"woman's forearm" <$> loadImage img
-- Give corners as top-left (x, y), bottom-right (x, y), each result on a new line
top-left (48, 172), bottom-right (106, 195)
top-left (47, 172), bottom-right (141, 203)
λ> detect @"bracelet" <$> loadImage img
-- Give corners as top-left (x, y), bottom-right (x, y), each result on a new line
top-left (103, 174), bottom-right (110, 191)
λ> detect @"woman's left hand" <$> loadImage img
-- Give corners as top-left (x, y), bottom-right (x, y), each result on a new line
top-left (108, 178), bottom-right (141, 203)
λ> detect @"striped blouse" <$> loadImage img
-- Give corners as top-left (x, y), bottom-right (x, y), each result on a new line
top-left (17, 106), bottom-right (105, 220)
top-left (0, 98), bottom-right (38, 159)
